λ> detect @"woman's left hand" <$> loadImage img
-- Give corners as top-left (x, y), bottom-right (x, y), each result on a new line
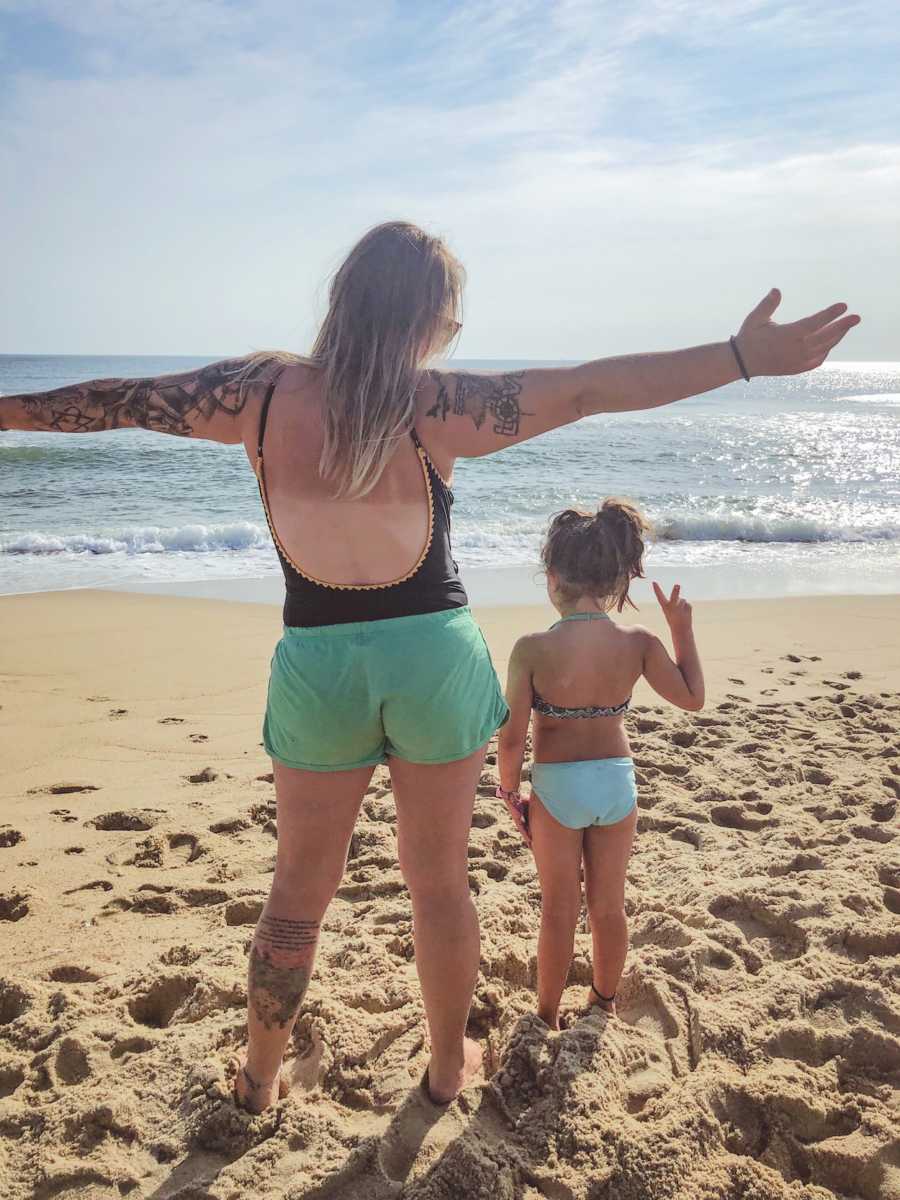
top-left (736, 289), bottom-right (860, 377)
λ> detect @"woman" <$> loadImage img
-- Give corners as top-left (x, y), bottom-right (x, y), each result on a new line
top-left (0, 221), bottom-right (859, 1111)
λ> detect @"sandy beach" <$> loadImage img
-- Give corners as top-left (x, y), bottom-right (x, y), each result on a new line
top-left (1, 588), bottom-right (899, 1199)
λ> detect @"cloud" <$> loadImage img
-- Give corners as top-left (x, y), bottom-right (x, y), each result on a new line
top-left (0, 1), bottom-right (896, 356)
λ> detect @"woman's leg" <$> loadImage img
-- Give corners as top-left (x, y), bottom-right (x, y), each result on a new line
top-left (389, 747), bottom-right (486, 1104)
top-left (236, 759), bottom-right (375, 1112)
top-left (582, 805), bottom-right (638, 1016)
top-left (529, 794), bottom-right (585, 1030)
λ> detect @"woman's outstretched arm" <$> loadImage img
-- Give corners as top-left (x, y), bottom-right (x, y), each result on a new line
top-left (422, 290), bottom-right (861, 459)
top-left (0, 355), bottom-right (276, 443)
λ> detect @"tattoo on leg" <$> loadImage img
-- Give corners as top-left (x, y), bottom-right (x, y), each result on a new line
top-left (248, 915), bottom-right (320, 1030)
top-left (426, 370), bottom-right (527, 437)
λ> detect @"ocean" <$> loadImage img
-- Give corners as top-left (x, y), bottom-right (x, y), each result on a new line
top-left (2, 354), bottom-right (899, 603)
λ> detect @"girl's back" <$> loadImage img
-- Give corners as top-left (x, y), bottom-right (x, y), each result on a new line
top-left (527, 618), bottom-right (647, 763)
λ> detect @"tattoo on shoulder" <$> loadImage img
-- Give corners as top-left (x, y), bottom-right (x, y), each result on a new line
top-left (425, 370), bottom-right (527, 438)
top-left (16, 356), bottom-right (270, 436)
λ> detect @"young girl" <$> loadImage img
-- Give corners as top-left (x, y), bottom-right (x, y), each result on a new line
top-left (497, 500), bottom-right (705, 1029)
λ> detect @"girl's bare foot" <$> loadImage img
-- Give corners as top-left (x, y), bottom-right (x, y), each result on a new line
top-left (587, 984), bottom-right (616, 1017)
top-left (537, 1006), bottom-right (561, 1031)
top-left (231, 1057), bottom-right (286, 1114)
top-left (424, 1037), bottom-right (483, 1105)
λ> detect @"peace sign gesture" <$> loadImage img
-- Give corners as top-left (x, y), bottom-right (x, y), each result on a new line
top-left (652, 582), bottom-right (693, 635)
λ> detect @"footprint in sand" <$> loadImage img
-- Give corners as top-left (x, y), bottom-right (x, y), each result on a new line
top-left (837, 927), bottom-right (900, 963)
top-left (47, 966), bottom-right (101, 984)
top-left (850, 822), bottom-right (895, 844)
top-left (185, 767), bottom-right (219, 784)
top-left (0, 893), bottom-right (30, 922)
top-left (0, 828), bottom-right (24, 848)
top-left (667, 825), bottom-right (703, 850)
top-left (631, 913), bottom-right (694, 951)
top-left (31, 783), bottom-right (100, 796)
top-left (209, 817), bottom-right (252, 836)
top-left (224, 898), bottom-right (264, 927)
top-left (128, 973), bottom-right (199, 1029)
top-left (107, 708), bottom-right (128, 719)
top-left (189, 733), bottom-right (208, 743)
top-left (709, 805), bottom-right (775, 833)
top-left (767, 852), bottom-right (824, 877)
top-left (471, 809), bottom-right (497, 829)
top-left (708, 894), bottom-right (808, 964)
top-left (54, 1037), bottom-right (92, 1086)
top-left (802, 765), bottom-right (833, 787)
top-left (63, 880), bottom-right (113, 895)
top-left (111, 1035), bottom-right (157, 1060)
top-left (89, 809), bottom-right (162, 832)
top-left (0, 1063), bottom-right (25, 1098)
top-left (0, 981), bottom-right (31, 1026)
top-left (50, 809), bottom-right (79, 823)
top-left (810, 981), bottom-right (900, 1035)
top-left (160, 944), bottom-right (202, 966)
top-left (158, 716), bottom-right (185, 725)
top-left (112, 832), bottom-right (204, 869)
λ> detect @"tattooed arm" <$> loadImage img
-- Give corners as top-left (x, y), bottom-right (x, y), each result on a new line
top-left (0, 356), bottom-right (276, 444)
top-left (421, 292), bottom-right (859, 458)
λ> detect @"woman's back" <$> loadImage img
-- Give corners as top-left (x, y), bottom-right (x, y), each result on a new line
top-left (245, 363), bottom-right (439, 587)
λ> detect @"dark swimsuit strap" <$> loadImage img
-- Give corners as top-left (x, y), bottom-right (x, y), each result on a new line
top-left (257, 373), bottom-right (281, 461)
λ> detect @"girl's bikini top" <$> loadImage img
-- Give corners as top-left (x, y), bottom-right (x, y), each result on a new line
top-left (532, 613), bottom-right (632, 720)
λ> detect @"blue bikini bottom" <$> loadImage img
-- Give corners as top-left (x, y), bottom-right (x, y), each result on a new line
top-left (531, 757), bottom-right (637, 830)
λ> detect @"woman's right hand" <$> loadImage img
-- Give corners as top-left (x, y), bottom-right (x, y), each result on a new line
top-left (652, 582), bottom-right (693, 636)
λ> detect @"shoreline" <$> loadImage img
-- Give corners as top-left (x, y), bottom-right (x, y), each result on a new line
top-left (6, 553), bottom-right (900, 607)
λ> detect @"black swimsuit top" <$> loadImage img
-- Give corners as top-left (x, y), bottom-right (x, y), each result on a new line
top-left (255, 375), bottom-right (468, 627)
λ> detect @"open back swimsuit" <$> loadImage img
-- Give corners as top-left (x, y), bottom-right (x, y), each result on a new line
top-left (530, 613), bottom-right (637, 829)
top-left (255, 371), bottom-right (508, 771)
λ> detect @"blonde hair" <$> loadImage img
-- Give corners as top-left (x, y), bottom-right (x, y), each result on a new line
top-left (247, 222), bottom-right (464, 499)
top-left (541, 499), bottom-right (651, 612)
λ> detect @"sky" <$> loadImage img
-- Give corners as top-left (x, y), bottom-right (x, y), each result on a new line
top-left (1, 0), bottom-right (898, 360)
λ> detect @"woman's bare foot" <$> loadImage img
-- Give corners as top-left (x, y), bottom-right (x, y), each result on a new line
top-left (587, 986), bottom-right (616, 1017)
top-left (231, 1057), bottom-right (286, 1114)
top-left (424, 1037), bottom-right (483, 1105)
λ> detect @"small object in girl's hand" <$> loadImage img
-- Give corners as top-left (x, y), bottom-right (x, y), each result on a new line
top-left (496, 786), bottom-right (531, 846)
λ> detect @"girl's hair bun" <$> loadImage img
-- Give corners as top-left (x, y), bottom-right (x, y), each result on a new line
top-left (541, 498), bottom-right (650, 611)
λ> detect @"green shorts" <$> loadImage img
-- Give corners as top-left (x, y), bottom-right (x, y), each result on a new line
top-left (263, 606), bottom-right (509, 772)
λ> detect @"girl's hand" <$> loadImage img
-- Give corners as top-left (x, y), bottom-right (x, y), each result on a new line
top-left (735, 289), bottom-right (860, 378)
top-left (652, 582), bottom-right (693, 636)
top-left (497, 786), bottom-right (532, 847)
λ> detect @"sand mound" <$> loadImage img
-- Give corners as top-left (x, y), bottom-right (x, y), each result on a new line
top-left (2, 681), bottom-right (899, 1199)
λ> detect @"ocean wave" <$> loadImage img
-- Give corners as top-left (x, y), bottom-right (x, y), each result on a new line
top-left (3, 510), bottom-right (899, 561)
top-left (1, 522), bottom-right (270, 556)
top-left (653, 512), bottom-right (899, 544)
